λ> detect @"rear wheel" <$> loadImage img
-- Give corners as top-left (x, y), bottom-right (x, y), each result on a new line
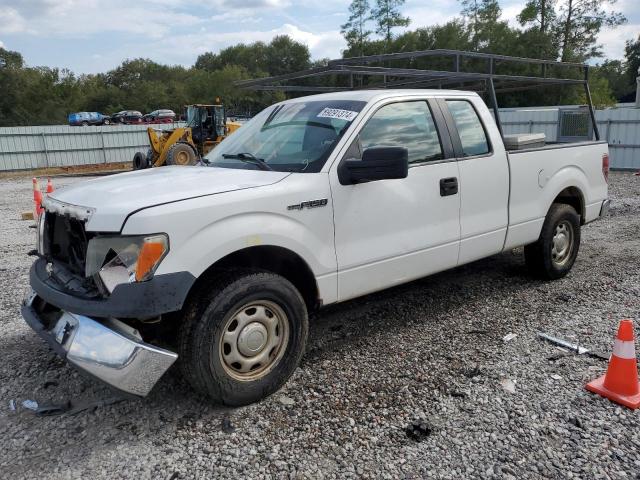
top-left (178, 269), bottom-right (308, 406)
top-left (81, 121), bottom-right (89, 126)
top-left (525, 203), bottom-right (581, 280)
top-left (103, 118), bottom-right (111, 125)
top-left (165, 142), bottom-right (197, 166)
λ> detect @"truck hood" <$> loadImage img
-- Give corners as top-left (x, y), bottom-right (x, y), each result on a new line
top-left (47, 166), bottom-right (290, 232)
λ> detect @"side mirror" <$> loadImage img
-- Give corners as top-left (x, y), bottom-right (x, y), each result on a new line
top-left (338, 147), bottom-right (409, 185)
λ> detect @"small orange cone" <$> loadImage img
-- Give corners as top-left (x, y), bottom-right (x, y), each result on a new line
top-left (32, 178), bottom-right (43, 217)
top-left (586, 319), bottom-right (640, 409)
top-left (46, 178), bottom-right (54, 194)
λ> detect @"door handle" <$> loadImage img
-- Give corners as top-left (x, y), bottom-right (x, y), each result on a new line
top-left (439, 177), bottom-right (458, 196)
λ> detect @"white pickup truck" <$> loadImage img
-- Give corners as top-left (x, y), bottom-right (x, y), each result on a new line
top-left (23, 89), bottom-right (610, 405)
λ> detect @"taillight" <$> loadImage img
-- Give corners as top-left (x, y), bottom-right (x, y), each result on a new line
top-left (602, 154), bottom-right (609, 183)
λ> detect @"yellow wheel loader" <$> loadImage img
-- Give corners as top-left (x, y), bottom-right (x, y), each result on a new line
top-left (133, 103), bottom-right (242, 169)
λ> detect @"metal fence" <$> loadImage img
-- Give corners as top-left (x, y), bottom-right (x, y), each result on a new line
top-left (0, 123), bottom-right (184, 171)
top-left (499, 106), bottom-right (640, 170)
top-left (0, 107), bottom-right (639, 171)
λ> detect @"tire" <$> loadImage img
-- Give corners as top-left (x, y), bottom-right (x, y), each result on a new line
top-left (81, 121), bottom-right (89, 126)
top-left (132, 151), bottom-right (148, 170)
top-left (165, 142), bottom-right (198, 166)
top-left (103, 118), bottom-right (111, 125)
top-left (145, 148), bottom-right (154, 168)
top-left (525, 203), bottom-right (581, 280)
top-left (178, 269), bottom-right (308, 406)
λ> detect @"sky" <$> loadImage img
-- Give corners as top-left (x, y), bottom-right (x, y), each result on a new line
top-left (0, 0), bottom-right (638, 74)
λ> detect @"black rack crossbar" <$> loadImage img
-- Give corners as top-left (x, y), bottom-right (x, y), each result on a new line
top-left (235, 49), bottom-right (600, 141)
top-left (330, 48), bottom-right (586, 69)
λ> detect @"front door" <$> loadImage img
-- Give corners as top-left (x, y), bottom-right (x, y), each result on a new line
top-left (330, 99), bottom-right (461, 301)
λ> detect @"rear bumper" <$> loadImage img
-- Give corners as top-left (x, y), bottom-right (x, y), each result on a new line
top-left (22, 293), bottom-right (177, 397)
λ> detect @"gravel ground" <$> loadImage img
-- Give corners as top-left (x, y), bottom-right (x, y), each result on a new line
top-left (1, 172), bottom-right (639, 479)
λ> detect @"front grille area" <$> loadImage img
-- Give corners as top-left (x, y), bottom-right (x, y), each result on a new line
top-left (43, 212), bottom-right (90, 276)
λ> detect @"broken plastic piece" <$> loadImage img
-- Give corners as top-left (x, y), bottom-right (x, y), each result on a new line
top-left (22, 399), bottom-right (38, 411)
top-left (36, 401), bottom-right (71, 417)
top-left (500, 378), bottom-right (516, 394)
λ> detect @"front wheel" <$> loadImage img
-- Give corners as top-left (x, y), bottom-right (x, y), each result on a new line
top-left (165, 142), bottom-right (197, 166)
top-left (178, 270), bottom-right (308, 406)
top-left (525, 203), bottom-right (581, 280)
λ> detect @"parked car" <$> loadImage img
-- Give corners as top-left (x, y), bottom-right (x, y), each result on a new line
top-left (23, 89), bottom-right (610, 406)
top-left (68, 112), bottom-right (111, 126)
top-left (111, 110), bottom-right (143, 124)
top-left (144, 109), bottom-right (176, 124)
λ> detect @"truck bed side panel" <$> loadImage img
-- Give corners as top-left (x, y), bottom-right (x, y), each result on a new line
top-left (504, 141), bottom-right (609, 250)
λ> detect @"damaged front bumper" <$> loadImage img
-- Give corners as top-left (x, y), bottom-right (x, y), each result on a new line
top-left (22, 293), bottom-right (177, 397)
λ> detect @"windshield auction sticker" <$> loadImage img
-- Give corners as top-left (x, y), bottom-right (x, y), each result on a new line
top-left (317, 108), bottom-right (359, 122)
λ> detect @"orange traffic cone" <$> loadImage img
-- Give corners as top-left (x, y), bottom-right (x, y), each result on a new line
top-left (32, 178), bottom-right (43, 218)
top-left (586, 319), bottom-right (640, 409)
top-left (46, 178), bottom-right (54, 194)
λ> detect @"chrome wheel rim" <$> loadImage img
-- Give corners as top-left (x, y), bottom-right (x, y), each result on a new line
top-left (551, 220), bottom-right (574, 266)
top-left (219, 300), bottom-right (289, 381)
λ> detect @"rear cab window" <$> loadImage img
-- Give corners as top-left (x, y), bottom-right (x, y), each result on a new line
top-left (445, 100), bottom-right (490, 157)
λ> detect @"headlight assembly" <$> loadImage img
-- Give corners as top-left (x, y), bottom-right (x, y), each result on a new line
top-left (85, 234), bottom-right (169, 293)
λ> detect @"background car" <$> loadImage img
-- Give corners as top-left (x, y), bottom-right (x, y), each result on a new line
top-left (144, 109), bottom-right (176, 124)
top-left (68, 112), bottom-right (111, 126)
top-left (111, 110), bottom-right (143, 124)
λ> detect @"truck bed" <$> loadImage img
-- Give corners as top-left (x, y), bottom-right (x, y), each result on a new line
top-left (503, 140), bottom-right (609, 250)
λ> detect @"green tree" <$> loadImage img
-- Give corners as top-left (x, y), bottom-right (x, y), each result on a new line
top-left (460, 0), bottom-right (509, 52)
top-left (624, 35), bottom-right (640, 91)
top-left (265, 35), bottom-right (311, 76)
top-left (371, 0), bottom-right (410, 47)
top-left (517, 0), bottom-right (558, 58)
top-left (596, 59), bottom-right (629, 101)
top-left (556, 0), bottom-right (626, 62)
top-left (341, 0), bottom-right (372, 57)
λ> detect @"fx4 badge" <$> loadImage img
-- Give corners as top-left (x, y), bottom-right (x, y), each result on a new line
top-left (287, 199), bottom-right (328, 211)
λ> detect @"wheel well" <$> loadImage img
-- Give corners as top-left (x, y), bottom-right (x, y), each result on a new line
top-left (192, 246), bottom-right (319, 311)
top-left (553, 187), bottom-right (585, 224)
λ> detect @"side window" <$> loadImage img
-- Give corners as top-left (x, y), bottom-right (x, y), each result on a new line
top-left (357, 101), bottom-right (443, 164)
top-left (446, 100), bottom-right (490, 157)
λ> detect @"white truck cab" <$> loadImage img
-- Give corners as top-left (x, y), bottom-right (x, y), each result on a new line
top-left (23, 89), bottom-right (610, 405)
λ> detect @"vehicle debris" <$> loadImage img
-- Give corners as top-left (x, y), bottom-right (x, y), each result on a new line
top-left (537, 332), bottom-right (609, 360)
top-left (9, 399), bottom-right (16, 411)
top-left (537, 332), bottom-right (589, 354)
top-left (22, 399), bottom-right (38, 411)
top-left (36, 401), bottom-right (71, 417)
top-left (20, 396), bottom-right (125, 416)
top-left (500, 379), bottom-right (516, 394)
top-left (503, 333), bottom-right (517, 342)
top-left (221, 417), bottom-right (235, 434)
top-left (405, 419), bottom-right (433, 442)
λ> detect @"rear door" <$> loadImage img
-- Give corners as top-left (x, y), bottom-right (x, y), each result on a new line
top-left (330, 98), bottom-right (461, 301)
top-left (438, 97), bottom-right (509, 265)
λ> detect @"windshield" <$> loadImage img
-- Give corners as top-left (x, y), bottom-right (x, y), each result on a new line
top-left (205, 100), bottom-right (366, 173)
